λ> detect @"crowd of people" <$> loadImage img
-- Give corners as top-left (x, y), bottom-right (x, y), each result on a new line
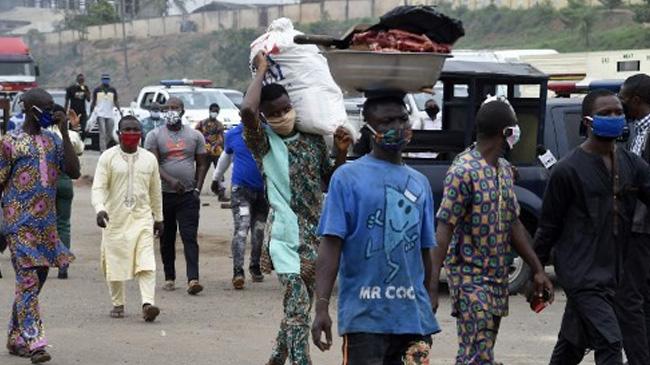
top-left (0, 63), bottom-right (649, 365)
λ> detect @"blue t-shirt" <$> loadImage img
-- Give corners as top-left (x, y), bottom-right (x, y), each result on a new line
top-left (224, 124), bottom-right (264, 191)
top-left (318, 154), bottom-right (440, 336)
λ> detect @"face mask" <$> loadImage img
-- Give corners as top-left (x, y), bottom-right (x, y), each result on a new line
top-left (32, 106), bottom-right (55, 128)
top-left (503, 125), bottom-right (521, 150)
top-left (119, 132), bottom-right (141, 149)
top-left (150, 111), bottom-right (161, 120)
top-left (164, 110), bottom-right (182, 127)
top-left (425, 107), bottom-right (439, 119)
top-left (587, 115), bottom-right (626, 138)
top-left (210, 112), bottom-right (219, 119)
top-left (101, 79), bottom-right (110, 86)
top-left (266, 109), bottom-right (296, 136)
top-left (365, 123), bottom-right (412, 151)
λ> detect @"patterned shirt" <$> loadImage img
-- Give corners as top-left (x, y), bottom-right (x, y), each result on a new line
top-left (196, 118), bottom-right (225, 159)
top-left (140, 117), bottom-right (165, 144)
top-left (244, 124), bottom-right (333, 278)
top-left (631, 113), bottom-right (650, 156)
top-left (0, 130), bottom-right (75, 269)
top-left (436, 149), bottom-right (520, 317)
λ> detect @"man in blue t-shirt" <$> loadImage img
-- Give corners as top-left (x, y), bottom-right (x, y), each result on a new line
top-left (212, 123), bottom-right (268, 289)
top-left (313, 95), bottom-right (440, 364)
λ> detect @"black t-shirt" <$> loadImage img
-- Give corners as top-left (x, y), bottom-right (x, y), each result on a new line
top-left (66, 84), bottom-right (89, 116)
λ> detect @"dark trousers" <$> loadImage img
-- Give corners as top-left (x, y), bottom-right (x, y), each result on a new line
top-left (550, 300), bottom-right (622, 365)
top-left (615, 233), bottom-right (650, 365)
top-left (342, 333), bottom-right (432, 365)
top-left (55, 176), bottom-right (74, 249)
top-left (161, 192), bottom-right (200, 283)
top-left (550, 334), bottom-right (622, 365)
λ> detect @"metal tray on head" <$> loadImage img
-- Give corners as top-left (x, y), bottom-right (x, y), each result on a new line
top-left (322, 50), bottom-right (450, 93)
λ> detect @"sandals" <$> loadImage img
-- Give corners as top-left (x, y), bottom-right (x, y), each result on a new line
top-left (110, 305), bottom-right (125, 318)
top-left (187, 280), bottom-right (203, 295)
top-left (142, 304), bottom-right (160, 322)
top-left (30, 349), bottom-right (51, 364)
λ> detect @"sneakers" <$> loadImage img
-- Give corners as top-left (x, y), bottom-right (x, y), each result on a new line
top-left (249, 266), bottom-right (264, 283)
top-left (232, 268), bottom-right (245, 290)
top-left (142, 303), bottom-right (160, 322)
top-left (162, 280), bottom-right (175, 291)
top-left (187, 280), bottom-right (204, 295)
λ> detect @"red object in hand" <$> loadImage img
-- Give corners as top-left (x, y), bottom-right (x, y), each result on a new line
top-left (530, 289), bottom-right (552, 313)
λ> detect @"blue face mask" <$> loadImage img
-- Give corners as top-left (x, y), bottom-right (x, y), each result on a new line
top-left (365, 124), bottom-right (412, 151)
top-left (32, 106), bottom-right (54, 128)
top-left (587, 115), bottom-right (626, 138)
top-left (101, 79), bottom-right (110, 86)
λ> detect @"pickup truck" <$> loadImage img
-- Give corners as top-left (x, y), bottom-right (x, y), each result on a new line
top-left (121, 79), bottom-right (241, 129)
top-left (375, 60), bottom-right (583, 294)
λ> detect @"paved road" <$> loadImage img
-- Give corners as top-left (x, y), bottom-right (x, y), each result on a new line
top-left (0, 152), bottom-right (594, 365)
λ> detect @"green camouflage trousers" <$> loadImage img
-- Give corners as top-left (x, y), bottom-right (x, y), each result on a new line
top-left (268, 273), bottom-right (314, 365)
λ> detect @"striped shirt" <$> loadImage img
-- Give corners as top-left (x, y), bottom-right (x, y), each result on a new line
top-left (631, 114), bottom-right (650, 156)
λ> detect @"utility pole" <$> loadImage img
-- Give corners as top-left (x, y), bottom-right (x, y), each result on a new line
top-left (120, 0), bottom-right (130, 82)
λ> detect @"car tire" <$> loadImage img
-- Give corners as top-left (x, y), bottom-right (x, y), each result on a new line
top-left (508, 255), bottom-right (531, 295)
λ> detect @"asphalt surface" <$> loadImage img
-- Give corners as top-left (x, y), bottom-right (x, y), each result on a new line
top-left (0, 151), bottom-right (595, 365)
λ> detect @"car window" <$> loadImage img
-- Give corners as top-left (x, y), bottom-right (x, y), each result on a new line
top-left (140, 92), bottom-right (155, 109)
top-left (411, 93), bottom-right (434, 111)
top-left (223, 91), bottom-right (243, 107)
top-left (170, 90), bottom-right (237, 110)
top-left (563, 111), bottom-right (584, 149)
top-left (155, 93), bottom-right (167, 105)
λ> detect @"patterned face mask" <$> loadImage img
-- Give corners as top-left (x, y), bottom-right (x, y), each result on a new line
top-left (164, 110), bottom-right (182, 127)
top-left (365, 123), bottom-right (412, 151)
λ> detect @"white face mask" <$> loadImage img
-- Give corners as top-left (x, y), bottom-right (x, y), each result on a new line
top-left (503, 125), bottom-right (521, 150)
top-left (209, 112), bottom-right (219, 119)
top-left (150, 111), bottom-right (161, 120)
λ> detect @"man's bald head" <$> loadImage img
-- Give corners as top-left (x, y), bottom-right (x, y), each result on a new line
top-left (165, 97), bottom-right (184, 112)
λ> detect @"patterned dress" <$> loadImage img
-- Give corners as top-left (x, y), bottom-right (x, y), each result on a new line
top-left (436, 149), bottom-right (519, 364)
top-left (244, 124), bottom-right (333, 365)
top-left (0, 130), bottom-right (75, 353)
top-left (195, 118), bottom-right (225, 163)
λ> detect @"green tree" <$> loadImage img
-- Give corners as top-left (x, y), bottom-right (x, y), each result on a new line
top-left (60, 0), bottom-right (121, 31)
top-left (560, 0), bottom-right (597, 47)
top-left (598, 0), bottom-right (622, 9)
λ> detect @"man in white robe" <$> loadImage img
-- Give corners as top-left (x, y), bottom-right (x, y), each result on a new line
top-left (91, 116), bottom-right (163, 322)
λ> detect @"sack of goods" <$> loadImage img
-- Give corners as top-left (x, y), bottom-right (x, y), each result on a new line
top-left (250, 18), bottom-right (356, 140)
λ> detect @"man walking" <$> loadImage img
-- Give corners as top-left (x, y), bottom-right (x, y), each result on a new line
top-left (312, 94), bottom-right (440, 364)
top-left (140, 103), bottom-right (164, 145)
top-left (92, 115), bottom-right (163, 322)
top-left (535, 90), bottom-right (650, 364)
top-left (64, 73), bottom-right (90, 136)
top-left (51, 105), bottom-right (85, 280)
top-left (145, 97), bottom-right (209, 295)
top-left (616, 73), bottom-right (650, 365)
top-left (196, 103), bottom-right (226, 200)
top-left (241, 52), bottom-right (351, 365)
top-left (212, 122), bottom-right (268, 289)
top-left (1, 88), bottom-right (80, 363)
top-left (91, 74), bottom-right (122, 152)
top-left (433, 97), bottom-right (553, 364)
